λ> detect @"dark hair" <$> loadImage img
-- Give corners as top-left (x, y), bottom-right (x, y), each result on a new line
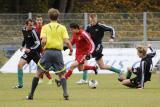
top-left (36, 14), bottom-right (42, 18)
top-left (25, 19), bottom-right (33, 25)
top-left (70, 23), bottom-right (80, 29)
top-left (89, 13), bottom-right (97, 19)
top-left (48, 8), bottom-right (60, 21)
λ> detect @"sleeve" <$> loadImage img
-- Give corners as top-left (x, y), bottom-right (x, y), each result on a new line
top-left (70, 34), bottom-right (75, 46)
top-left (99, 23), bottom-right (115, 39)
top-left (30, 30), bottom-right (40, 50)
top-left (147, 47), bottom-right (156, 58)
top-left (40, 25), bottom-right (47, 39)
top-left (82, 32), bottom-right (94, 54)
top-left (21, 28), bottom-right (26, 47)
top-left (22, 40), bottom-right (25, 47)
top-left (137, 61), bottom-right (147, 88)
top-left (62, 26), bottom-right (69, 39)
top-left (85, 26), bottom-right (90, 33)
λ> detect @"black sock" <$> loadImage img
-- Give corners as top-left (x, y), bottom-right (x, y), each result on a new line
top-left (30, 77), bottom-right (39, 96)
top-left (60, 78), bottom-right (68, 97)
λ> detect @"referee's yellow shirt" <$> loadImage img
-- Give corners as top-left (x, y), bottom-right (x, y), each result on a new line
top-left (41, 21), bottom-right (69, 50)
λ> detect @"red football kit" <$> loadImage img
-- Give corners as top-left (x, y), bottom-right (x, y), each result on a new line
top-left (71, 29), bottom-right (94, 64)
top-left (35, 24), bottom-right (42, 34)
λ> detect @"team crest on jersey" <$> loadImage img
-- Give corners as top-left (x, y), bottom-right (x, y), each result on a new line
top-left (95, 29), bottom-right (99, 32)
top-left (28, 35), bottom-right (31, 37)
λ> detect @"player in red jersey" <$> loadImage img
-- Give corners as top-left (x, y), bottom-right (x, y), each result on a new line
top-left (65, 23), bottom-right (98, 78)
top-left (34, 15), bottom-right (43, 34)
top-left (55, 23), bottom-right (98, 86)
top-left (35, 15), bottom-right (52, 84)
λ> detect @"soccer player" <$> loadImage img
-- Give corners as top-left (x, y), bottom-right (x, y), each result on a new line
top-left (34, 15), bottom-right (52, 84)
top-left (118, 44), bottom-right (156, 89)
top-left (14, 19), bottom-right (41, 88)
top-left (64, 23), bottom-right (98, 79)
top-left (55, 23), bottom-right (97, 87)
top-left (26, 8), bottom-right (73, 100)
top-left (34, 15), bottom-right (43, 34)
top-left (77, 13), bottom-right (122, 84)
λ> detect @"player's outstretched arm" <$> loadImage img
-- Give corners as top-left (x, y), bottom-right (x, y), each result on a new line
top-left (147, 44), bottom-right (156, 58)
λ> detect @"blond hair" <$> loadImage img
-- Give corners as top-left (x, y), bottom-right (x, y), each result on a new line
top-left (48, 8), bottom-right (60, 21)
top-left (136, 45), bottom-right (147, 56)
top-left (89, 13), bottom-right (98, 25)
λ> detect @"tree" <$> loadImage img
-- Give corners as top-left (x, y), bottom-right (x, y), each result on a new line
top-left (0, 0), bottom-right (160, 13)
top-left (49, 0), bottom-right (75, 13)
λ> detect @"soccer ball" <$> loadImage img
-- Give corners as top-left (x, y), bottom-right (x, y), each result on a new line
top-left (88, 80), bottom-right (98, 89)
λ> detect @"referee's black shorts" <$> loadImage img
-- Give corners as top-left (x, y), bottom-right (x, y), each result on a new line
top-left (37, 49), bottom-right (66, 74)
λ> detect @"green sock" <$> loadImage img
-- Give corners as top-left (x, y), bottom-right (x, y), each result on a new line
top-left (108, 66), bottom-right (121, 74)
top-left (82, 70), bottom-right (88, 81)
top-left (18, 69), bottom-right (23, 86)
top-left (126, 71), bottom-right (132, 79)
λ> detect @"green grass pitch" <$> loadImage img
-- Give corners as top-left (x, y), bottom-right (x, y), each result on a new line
top-left (0, 73), bottom-right (160, 107)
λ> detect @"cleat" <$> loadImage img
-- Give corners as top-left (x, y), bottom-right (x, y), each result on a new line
top-left (55, 79), bottom-right (61, 87)
top-left (93, 65), bottom-right (98, 75)
top-left (13, 85), bottom-right (23, 89)
top-left (26, 94), bottom-right (33, 100)
top-left (63, 95), bottom-right (69, 100)
top-left (76, 79), bottom-right (88, 84)
top-left (48, 79), bottom-right (53, 85)
top-left (117, 70), bottom-right (124, 82)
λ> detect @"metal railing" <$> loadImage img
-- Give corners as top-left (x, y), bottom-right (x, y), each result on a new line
top-left (0, 12), bottom-right (160, 47)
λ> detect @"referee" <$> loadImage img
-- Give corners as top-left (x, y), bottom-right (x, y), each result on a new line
top-left (27, 8), bottom-right (73, 100)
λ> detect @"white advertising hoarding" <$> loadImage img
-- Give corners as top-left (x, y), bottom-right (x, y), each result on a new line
top-left (0, 48), bottom-right (160, 73)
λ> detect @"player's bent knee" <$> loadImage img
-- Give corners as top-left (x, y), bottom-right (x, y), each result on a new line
top-left (18, 63), bottom-right (24, 69)
top-left (127, 67), bottom-right (132, 72)
top-left (78, 67), bottom-right (83, 71)
top-left (99, 65), bottom-right (109, 70)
